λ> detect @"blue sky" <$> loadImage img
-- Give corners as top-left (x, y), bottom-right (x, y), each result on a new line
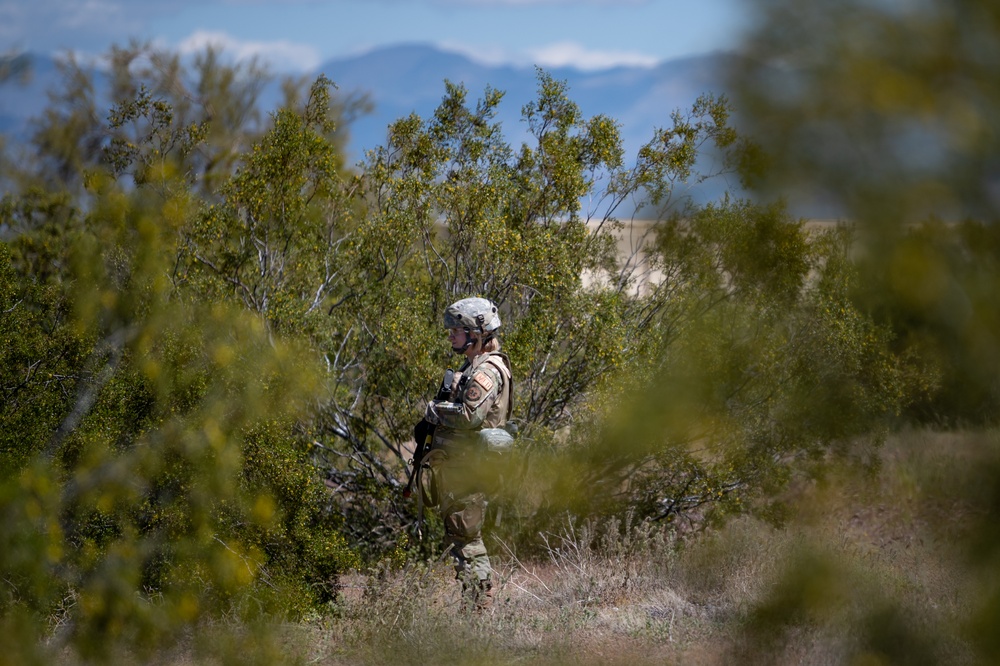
top-left (2, 0), bottom-right (749, 72)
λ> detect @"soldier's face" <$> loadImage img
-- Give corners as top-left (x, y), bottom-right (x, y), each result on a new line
top-left (448, 327), bottom-right (467, 348)
top-left (448, 327), bottom-right (478, 355)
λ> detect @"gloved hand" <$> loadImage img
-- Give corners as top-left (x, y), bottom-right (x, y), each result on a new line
top-left (424, 401), bottom-right (441, 425)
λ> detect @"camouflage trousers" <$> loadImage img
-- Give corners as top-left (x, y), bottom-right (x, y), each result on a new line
top-left (419, 447), bottom-right (492, 584)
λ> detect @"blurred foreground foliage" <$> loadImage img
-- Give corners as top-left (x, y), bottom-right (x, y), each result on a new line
top-left (729, 0), bottom-right (1000, 662)
top-left (0, 7), bottom-right (998, 659)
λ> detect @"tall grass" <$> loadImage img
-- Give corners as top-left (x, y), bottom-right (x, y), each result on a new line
top-left (283, 429), bottom-right (992, 665)
top-left (69, 429), bottom-right (988, 664)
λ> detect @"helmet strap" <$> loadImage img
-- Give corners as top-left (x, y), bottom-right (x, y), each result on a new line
top-left (452, 327), bottom-right (477, 354)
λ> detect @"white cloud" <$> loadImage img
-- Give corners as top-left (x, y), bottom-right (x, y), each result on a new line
top-left (438, 40), bottom-right (659, 71)
top-left (433, 0), bottom-right (647, 5)
top-left (333, 0), bottom-right (635, 3)
top-left (176, 30), bottom-right (322, 72)
top-left (0, 1), bottom-right (322, 59)
top-left (527, 42), bottom-right (659, 70)
top-left (215, 0), bottom-right (321, 4)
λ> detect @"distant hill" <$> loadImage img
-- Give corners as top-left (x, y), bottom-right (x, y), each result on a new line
top-left (314, 44), bottom-right (735, 165)
top-left (1, 44), bottom-right (734, 168)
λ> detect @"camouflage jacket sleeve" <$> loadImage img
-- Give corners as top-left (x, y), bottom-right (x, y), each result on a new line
top-left (431, 361), bottom-right (504, 431)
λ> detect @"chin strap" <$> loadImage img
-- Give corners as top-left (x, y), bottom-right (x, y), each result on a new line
top-left (453, 327), bottom-right (476, 354)
top-left (451, 325), bottom-right (495, 355)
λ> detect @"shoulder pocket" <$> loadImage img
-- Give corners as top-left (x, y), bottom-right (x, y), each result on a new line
top-left (463, 368), bottom-right (497, 409)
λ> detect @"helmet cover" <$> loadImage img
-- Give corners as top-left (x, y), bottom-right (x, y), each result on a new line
top-left (443, 297), bottom-right (501, 334)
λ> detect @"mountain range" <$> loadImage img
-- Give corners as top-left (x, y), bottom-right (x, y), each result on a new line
top-left (1, 43), bottom-right (735, 169)
top-left (318, 44), bottom-right (735, 164)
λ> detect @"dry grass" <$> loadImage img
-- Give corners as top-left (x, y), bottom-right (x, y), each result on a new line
top-left (276, 429), bottom-right (994, 665)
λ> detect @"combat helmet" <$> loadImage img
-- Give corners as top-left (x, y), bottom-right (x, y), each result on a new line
top-left (443, 297), bottom-right (501, 336)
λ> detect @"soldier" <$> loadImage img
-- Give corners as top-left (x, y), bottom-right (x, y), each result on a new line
top-left (419, 297), bottom-right (513, 609)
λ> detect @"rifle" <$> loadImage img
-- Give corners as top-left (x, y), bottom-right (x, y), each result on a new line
top-left (403, 368), bottom-right (454, 500)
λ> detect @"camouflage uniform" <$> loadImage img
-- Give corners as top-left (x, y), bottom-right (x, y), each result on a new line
top-left (420, 299), bottom-right (512, 594)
